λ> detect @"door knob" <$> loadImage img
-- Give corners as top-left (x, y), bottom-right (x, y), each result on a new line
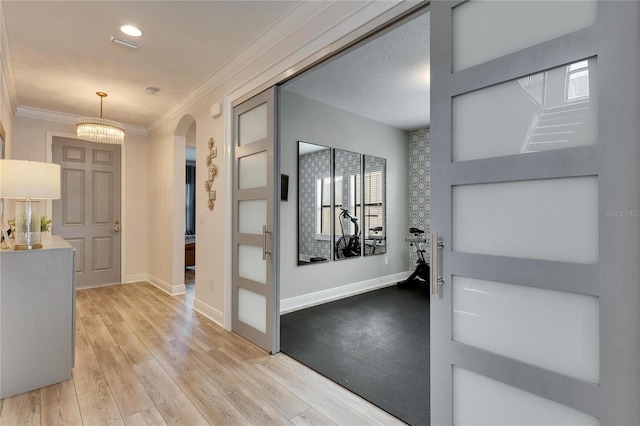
top-left (113, 227), bottom-right (120, 233)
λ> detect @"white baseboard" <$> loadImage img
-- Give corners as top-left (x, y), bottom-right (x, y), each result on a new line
top-left (280, 271), bottom-right (411, 314)
top-left (125, 273), bottom-right (148, 283)
top-left (75, 274), bottom-right (152, 290)
top-left (76, 281), bottom-right (125, 291)
top-left (193, 299), bottom-right (224, 327)
top-left (147, 274), bottom-right (186, 296)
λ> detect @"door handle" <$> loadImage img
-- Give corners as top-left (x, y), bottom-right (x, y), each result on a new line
top-left (112, 227), bottom-right (120, 233)
top-left (431, 233), bottom-right (445, 295)
top-left (262, 225), bottom-right (272, 260)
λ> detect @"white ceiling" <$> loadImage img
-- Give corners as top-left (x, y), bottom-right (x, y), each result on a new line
top-left (2, 1), bottom-right (301, 129)
top-left (283, 11), bottom-right (430, 131)
top-left (2, 2), bottom-right (430, 133)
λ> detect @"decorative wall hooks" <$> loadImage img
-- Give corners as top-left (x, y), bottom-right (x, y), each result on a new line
top-left (205, 137), bottom-right (218, 210)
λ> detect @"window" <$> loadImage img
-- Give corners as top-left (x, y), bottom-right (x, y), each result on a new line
top-left (565, 60), bottom-right (590, 101)
top-left (185, 163), bottom-right (196, 235)
top-left (335, 172), bottom-right (360, 237)
top-left (356, 169), bottom-right (383, 231)
top-left (316, 176), bottom-right (333, 237)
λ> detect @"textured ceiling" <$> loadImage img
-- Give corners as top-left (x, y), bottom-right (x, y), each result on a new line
top-left (282, 12), bottom-right (430, 131)
top-left (2, 1), bottom-right (301, 128)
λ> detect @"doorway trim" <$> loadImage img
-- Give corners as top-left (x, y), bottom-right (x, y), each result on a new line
top-left (169, 114), bottom-right (197, 297)
top-left (222, 1), bottom-right (430, 332)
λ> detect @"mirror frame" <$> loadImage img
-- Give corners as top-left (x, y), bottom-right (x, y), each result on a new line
top-left (363, 155), bottom-right (386, 256)
top-left (297, 141), bottom-right (332, 265)
top-left (333, 149), bottom-right (362, 261)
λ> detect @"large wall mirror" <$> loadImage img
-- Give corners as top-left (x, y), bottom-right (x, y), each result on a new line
top-left (297, 141), bottom-right (331, 265)
top-left (334, 149), bottom-right (362, 260)
top-left (297, 142), bottom-right (386, 265)
top-left (363, 155), bottom-right (386, 256)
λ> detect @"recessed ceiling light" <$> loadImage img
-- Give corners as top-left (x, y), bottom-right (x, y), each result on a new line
top-left (120, 25), bottom-right (142, 37)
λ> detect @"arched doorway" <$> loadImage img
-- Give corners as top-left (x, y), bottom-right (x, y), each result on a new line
top-left (173, 115), bottom-right (196, 295)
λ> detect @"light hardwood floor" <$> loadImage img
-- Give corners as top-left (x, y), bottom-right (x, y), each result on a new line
top-left (0, 281), bottom-right (405, 425)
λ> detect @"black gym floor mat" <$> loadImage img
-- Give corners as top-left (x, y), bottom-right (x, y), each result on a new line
top-left (281, 284), bottom-right (430, 426)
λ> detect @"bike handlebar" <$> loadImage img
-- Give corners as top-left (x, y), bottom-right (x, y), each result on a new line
top-left (340, 209), bottom-right (358, 222)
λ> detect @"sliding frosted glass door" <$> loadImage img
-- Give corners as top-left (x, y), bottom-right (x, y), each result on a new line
top-left (430, 1), bottom-right (640, 424)
top-left (232, 88), bottom-right (278, 353)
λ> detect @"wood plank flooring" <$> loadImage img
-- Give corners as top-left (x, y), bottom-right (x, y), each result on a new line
top-left (0, 281), bottom-right (405, 425)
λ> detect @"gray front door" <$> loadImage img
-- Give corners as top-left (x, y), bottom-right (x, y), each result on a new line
top-left (430, 1), bottom-right (639, 424)
top-left (53, 137), bottom-right (121, 288)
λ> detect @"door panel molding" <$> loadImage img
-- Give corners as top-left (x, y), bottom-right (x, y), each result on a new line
top-left (452, 343), bottom-right (601, 419)
top-left (448, 146), bottom-right (598, 184)
top-left (448, 252), bottom-right (600, 296)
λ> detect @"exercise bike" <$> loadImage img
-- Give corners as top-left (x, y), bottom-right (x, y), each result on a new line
top-left (397, 227), bottom-right (430, 287)
top-left (335, 208), bottom-right (361, 258)
top-left (364, 226), bottom-right (384, 256)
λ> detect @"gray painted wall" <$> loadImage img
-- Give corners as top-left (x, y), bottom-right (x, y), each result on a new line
top-left (279, 90), bottom-right (409, 300)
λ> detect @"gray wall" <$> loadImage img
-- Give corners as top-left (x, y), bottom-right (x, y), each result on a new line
top-left (280, 90), bottom-right (409, 300)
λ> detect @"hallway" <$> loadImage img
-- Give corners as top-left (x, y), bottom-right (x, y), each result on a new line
top-left (0, 282), bottom-right (404, 425)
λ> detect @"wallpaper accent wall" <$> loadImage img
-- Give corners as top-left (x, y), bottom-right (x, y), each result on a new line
top-left (298, 148), bottom-right (331, 260)
top-left (408, 127), bottom-right (430, 267)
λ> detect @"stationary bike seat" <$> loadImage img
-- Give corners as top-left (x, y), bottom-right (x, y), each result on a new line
top-left (409, 227), bottom-right (424, 234)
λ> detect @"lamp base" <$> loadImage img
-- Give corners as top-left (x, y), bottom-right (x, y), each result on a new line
top-left (14, 199), bottom-right (42, 250)
top-left (14, 243), bottom-right (43, 250)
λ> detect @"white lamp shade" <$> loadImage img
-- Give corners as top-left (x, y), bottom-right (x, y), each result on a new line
top-left (0, 159), bottom-right (61, 199)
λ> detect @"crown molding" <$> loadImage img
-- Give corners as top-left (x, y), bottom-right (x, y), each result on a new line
top-left (147, 0), bottom-right (408, 135)
top-left (16, 106), bottom-right (147, 136)
top-left (147, 0), bottom-right (336, 134)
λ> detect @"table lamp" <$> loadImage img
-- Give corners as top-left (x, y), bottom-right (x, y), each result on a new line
top-left (0, 159), bottom-right (61, 249)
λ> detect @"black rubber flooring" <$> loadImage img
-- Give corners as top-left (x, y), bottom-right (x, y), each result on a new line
top-left (280, 283), bottom-right (430, 425)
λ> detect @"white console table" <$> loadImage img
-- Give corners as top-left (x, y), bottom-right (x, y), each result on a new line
top-left (0, 235), bottom-right (75, 398)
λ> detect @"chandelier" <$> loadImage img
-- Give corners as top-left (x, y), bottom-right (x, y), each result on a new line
top-left (76, 92), bottom-right (125, 144)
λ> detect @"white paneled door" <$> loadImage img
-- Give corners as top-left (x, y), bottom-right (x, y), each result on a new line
top-left (52, 136), bottom-right (121, 288)
top-left (431, 1), bottom-right (639, 424)
top-left (232, 88), bottom-right (279, 353)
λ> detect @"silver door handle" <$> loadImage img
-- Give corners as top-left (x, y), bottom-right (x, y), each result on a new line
top-left (431, 233), bottom-right (444, 295)
top-left (262, 225), bottom-right (272, 260)
top-left (113, 227), bottom-right (120, 233)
